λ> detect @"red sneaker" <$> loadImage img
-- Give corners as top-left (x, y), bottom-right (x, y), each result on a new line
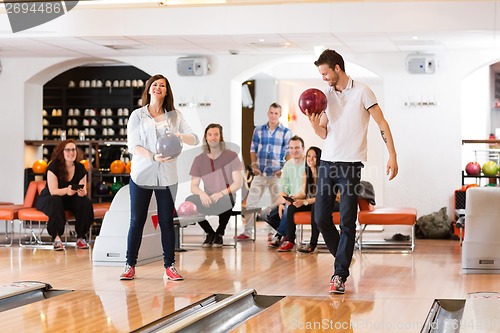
top-left (76, 238), bottom-right (89, 249)
top-left (120, 264), bottom-right (135, 280)
top-left (278, 241), bottom-right (295, 252)
top-left (329, 275), bottom-right (345, 294)
top-left (164, 265), bottom-right (184, 281)
top-left (236, 233), bottom-right (250, 241)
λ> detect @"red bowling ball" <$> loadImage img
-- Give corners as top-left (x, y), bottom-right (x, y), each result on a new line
top-left (177, 201), bottom-right (198, 217)
top-left (298, 88), bottom-right (327, 115)
top-left (465, 161), bottom-right (481, 176)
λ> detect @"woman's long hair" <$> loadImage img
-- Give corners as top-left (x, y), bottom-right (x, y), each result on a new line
top-left (50, 139), bottom-right (83, 181)
top-left (305, 146), bottom-right (322, 197)
top-left (141, 74), bottom-right (175, 112)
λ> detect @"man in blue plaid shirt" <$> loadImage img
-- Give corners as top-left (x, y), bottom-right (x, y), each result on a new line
top-left (237, 103), bottom-right (292, 240)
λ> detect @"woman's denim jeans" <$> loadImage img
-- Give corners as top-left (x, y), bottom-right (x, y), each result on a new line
top-left (126, 179), bottom-right (177, 268)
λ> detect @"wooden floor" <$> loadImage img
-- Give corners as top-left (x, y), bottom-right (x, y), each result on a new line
top-left (1, 225), bottom-right (500, 332)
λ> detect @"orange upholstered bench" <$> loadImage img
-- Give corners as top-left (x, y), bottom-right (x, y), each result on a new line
top-left (294, 198), bottom-right (374, 245)
top-left (293, 198), bottom-right (416, 252)
top-left (16, 180), bottom-right (111, 248)
top-left (0, 203), bottom-right (19, 247)
top-left (294, 211), bottom-right (339, 245)
top-left (357, 207), bottom-right (417, 252)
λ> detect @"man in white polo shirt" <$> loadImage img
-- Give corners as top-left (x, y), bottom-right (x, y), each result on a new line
top-left (307, 49), bottom-right (398, 294)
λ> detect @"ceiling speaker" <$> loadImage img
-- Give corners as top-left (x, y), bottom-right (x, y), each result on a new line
top-left (176, 57), bottom-right (209, 76)
top-left (407, 55), bottom-right (436, 74)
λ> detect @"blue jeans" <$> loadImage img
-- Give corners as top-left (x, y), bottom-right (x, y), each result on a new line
top-left (267, 205), bottom-right (288, 236)
top-left (314, 161), bottom-right (363, 280)
top-left (126, 179), bottom-right (177, 268)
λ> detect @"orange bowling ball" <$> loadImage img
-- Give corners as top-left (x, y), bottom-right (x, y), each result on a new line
top-left (80, 159), bottom-right (90, 171)
top-left (110, 160), bottom-right (126, 174)
top-left (125, 161), bottom-right (132, 174)
top-left (32, 160), bottom-right (48, 174)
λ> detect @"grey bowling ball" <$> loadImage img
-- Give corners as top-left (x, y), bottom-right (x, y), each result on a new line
top-left (156, 132), bottom-right (183, 159)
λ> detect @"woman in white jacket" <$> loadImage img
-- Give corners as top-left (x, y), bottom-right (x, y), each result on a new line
top-left (120, 74), bottom-right (199, 281)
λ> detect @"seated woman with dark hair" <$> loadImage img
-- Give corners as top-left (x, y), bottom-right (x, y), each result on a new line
top-left (278, 146), bottom-right (330, 253)
top-left (35, 139), bottom-right (93, 251)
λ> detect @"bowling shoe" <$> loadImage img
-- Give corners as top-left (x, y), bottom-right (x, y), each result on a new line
top-left (120, 264), bottom-right (136, 280)
top-left (277, 241), bottom-right (295, 252)
top-left (236, 233), bottom-right (250, 240)
top-left (297, 243), bottom-right (317, 254)
top-left (329, 275), bottom-right (345, 294)
top-left (164, 265), bottom-right (183, 281)
top-left (212, 234), bottom-right (223, 248)
top-left (202, 233), bottom-right (215, 248)
top-left (268, 234), bottom-right (284, 248)
top-left (53, 240), bottom-right (65, 251)
top-left (76, 239), bottom-right (89, 249)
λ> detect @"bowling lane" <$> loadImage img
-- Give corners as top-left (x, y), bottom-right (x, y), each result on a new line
top-left (0, 289), bottom-right (212, 332)
top-left (231, 296), bottom-right (434, 332)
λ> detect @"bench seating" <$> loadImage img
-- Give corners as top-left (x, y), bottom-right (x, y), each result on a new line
top-left (175, 210), bottom-right (242, 249)
top-left (293, 198), bottom-right (417, 252)
top-left (16, 180), bottom-right (111, 248)
top-left (357, 207), bottom-right (417, 252)
top-left (293, 198), bottom-right (374, 245)
top-left (0, 182), bottom-right (45, 247)
top-left (0, 204), bottom-right (21, 247)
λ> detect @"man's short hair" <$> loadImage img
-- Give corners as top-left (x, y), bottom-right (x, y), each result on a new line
top-left (314, 49), bottom-right (345, 72)
top-left (269, 102), bottom-right (282, 111)
top-left (290, 135), bottom-right (304, 148)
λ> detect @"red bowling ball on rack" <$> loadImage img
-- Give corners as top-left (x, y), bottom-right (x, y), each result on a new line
top-left (465, 161), bottom-right (481, 176)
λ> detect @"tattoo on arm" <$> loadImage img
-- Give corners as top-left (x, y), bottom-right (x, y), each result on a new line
top-left (380, 130), bottom-right (388, 143)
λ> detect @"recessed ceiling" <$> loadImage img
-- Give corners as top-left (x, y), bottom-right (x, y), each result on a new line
top-left (0, 0), bottom-right (497, 58)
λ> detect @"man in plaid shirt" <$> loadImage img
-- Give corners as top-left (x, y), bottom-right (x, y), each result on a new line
top-left (237, 103), bottom-right (292, 240)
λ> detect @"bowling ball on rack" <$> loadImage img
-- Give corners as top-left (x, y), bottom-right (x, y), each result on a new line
top-left (465, 161), bottom-right (481, 176)
top-left (482, 161), bottom-right (499, 176)
top-left (110, 181), bottom-right (125, 195)
top-left (110, 160), bottom-right (126, 174)
top-left (95, 182), bottom-right (111, 195)
top-left (156, 132), bottom-right (183, 159)
top-left (125, 161), bottom-right (132, 174)
top-left (298, 88), bottom-right (327, 115)
top-left (177, 201), bottom-right (198, 217)
top-left (32, 160), bottom-right (48, 174)
top-left (80, 159), bottom-right (90, 171)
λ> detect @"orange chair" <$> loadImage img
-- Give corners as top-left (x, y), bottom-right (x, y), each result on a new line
top-left (17, 181), bottom-right (111, 248)
top-left (0, 181), bottom-right (44, 247)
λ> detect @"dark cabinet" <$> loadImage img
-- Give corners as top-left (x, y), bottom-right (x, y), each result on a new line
top-left (41, 65), bottom-right (149, 163)
top-left (31, 64), bottom-right (149, 202)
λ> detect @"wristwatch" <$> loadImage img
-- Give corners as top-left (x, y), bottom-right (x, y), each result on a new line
top-left (303, 200), bottom-right (309, 206)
